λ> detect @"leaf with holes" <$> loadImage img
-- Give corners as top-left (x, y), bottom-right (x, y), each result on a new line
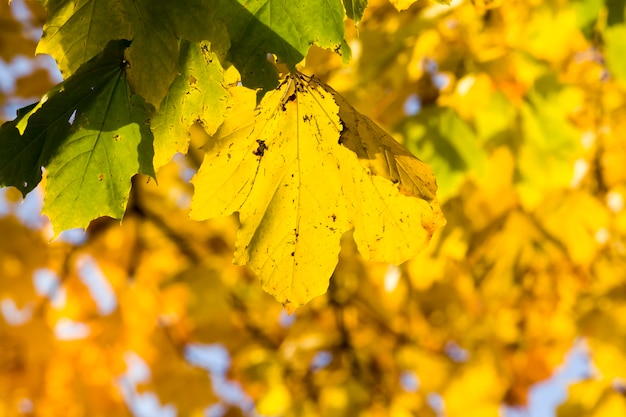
top-left (190, 74), bottom-right (445, 310)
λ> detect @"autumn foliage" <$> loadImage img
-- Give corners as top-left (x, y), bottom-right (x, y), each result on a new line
top-left (1, 0), bottom-right (626, 416)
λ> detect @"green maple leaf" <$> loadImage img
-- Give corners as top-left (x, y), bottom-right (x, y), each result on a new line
top-left (38, 0), bottom-right (214, 106)
top-left (0, 39), bottom-right (154, 233)
top-left (209, 0), bottom-right (351, 95)
top-left (343, 0), bottom-right (368, 23)
top-left (38, 0), bottom-right (352, 104)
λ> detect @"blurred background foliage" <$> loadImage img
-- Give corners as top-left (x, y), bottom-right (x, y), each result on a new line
top-left (2, 0), bottom-right (626, 416)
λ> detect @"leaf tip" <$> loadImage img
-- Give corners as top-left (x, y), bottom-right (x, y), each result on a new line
top-left (283, 301), bottom-right (298, 315)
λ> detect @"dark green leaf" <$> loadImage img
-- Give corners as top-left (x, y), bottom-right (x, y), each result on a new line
top-left (343, 0), bottom-right (368, 23)
top-left (0, 39), bottom-right (154, 232)
top-left (0, 39), bottom-right (132, 195)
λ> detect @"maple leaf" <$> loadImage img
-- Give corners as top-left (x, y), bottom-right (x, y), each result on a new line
top-left (38, 0), bottom-right (215, 106)
top-left (343, 0), bottom-right (369, 24)
top-left (38, 0), bottom-right (353, 104)
top-left (151, 40), bottom-right (229, 172)
top-left (190, 73), bottom-right (445, 310)
top-left (0, 39), bottom-right (154, 233)
top-left (207, 0), bottom-right (350, 96)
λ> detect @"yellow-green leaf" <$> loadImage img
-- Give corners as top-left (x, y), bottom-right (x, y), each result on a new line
top-left (151, 40), bottom-right (228, 171)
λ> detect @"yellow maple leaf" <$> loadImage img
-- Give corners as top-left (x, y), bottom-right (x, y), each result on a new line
top-left (190, 73), bottom-right (445, 310)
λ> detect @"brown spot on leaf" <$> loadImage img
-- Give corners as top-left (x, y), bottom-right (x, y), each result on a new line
top-left (253, 139), bottom-right (268, 157)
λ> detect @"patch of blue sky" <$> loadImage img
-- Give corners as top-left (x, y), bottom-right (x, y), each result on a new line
top-left (35, 54), bottom-right (62, 82)
top-left (502, 338), bottom-right (593, 417)
top-left (9, 0), bottom-right (32, 22)
top-left (422, 57), bottom-right (439, 74)
top-left (0, 53), bottom-right (60, 95)
top-left (0, 298), bottom-right (32, 325)
top-left (416, 57), bottom-right (450, 91)
top-left (33, 267), bottom-right (66, 308)
top-left (123, 351), bottom-right (151, 383)
top-left (76, 254), bottom-right (117, 315)
top-left (9, 55), bottom-right (33, 79)
top-left (444, 340), bottom-right (470, 363)
top-left (427, 392), bottom-right (446, 417)
top-left (16, 192), bottom-right (45, 228)
top-left (433, 73), bottom-right (451, 90)
top-left (279, 309), bottom-right (296, 328)
top-left (124, 391), bottom-right (176, 417)
top-left (2, 1), bottom-right (63, 120)
top-left (173, 153), bottom-right (197, 183)
top-left (10, 0), bottom-right (62, 77)
top-left (166, 155), bottom-right (195, 209)
top-left (55, 228), bottom-right (88, 245)
top-left (0, 60), bottom-right (14, 93)
top-left (162, 183), bottom-right (190, 210)
top-left (118, 352), bottom-right (177, 417)
top-left (310, 350), bottom-right (333, 370)
top-left (14, 186), bottom-right (46, 230)
top-left (54, 318), bottom-right (90, 340)
top-left (211, 376), bottom-right (255, 412)
top-left (1, 99), bottom-right (36, 120)
top-left (403, 94), bottom-right (422, 116)
top-left (184, 342), bottom-right (255, 412)
top-left (185, 343), bottom-right (231, 377)
top-left (400, 370), bottom-right (420, 393)
top-left (205, 403), bottom-right (227, 417)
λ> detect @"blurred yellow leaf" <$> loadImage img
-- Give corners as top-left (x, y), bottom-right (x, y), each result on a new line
top-left (389, 0), bottom-right (419, 11)
top-left (443, 350), bottom-right (507, 417)
top-left (558, 380), bottom-right (626, 417)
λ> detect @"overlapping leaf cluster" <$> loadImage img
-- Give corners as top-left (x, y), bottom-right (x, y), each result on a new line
top-left (1, 0), bottom-right (445, 307)
top-left (2, 0), bottom-right (626, 416)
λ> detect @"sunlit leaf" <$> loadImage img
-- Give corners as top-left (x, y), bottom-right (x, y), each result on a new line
top-left (0, 39), bottom-right (154, 221)
top-left (191, 74), bottom-right (444, 309)
top-left (0, 40), bottom-right (155, 232)
top-left (38, 0), bottom-right (215, 106)
top-left (209, 0), bottom-right (351, 96)
top-left (151, 41), bottom-right (228, 171)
